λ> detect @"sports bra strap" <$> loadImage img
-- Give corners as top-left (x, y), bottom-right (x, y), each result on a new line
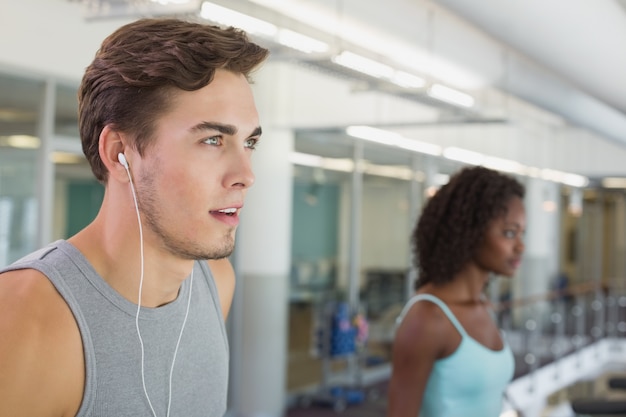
top-left (398, 293), bottom-right (468, 338)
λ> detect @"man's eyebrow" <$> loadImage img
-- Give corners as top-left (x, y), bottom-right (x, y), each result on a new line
top-left (250, 126), bottom-right (262, 137)
top-left (190, 122), bottom-right (262, 138)
top-left (190, 122), bottom-right (236, 135)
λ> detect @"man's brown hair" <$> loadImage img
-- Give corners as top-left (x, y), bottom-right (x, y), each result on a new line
top-left (78, 18), bottom-right (269, 182)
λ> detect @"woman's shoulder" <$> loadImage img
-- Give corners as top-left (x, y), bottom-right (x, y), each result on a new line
top-left (399, 292), bottom-right (454, 339)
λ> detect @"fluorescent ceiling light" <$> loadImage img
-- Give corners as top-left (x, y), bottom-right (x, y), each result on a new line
top-left (332, 51), bottom-right (394, 79)
top-left (346, 125), bottom-right (441, 156)
top-left (602, 177), bottom-right (626, 188)
top-left (289, 152), bottom-right (353, 173)
top-left (483, 156), bottom-right (524, 174)
top-left (524, 166), bottom-right (542, 178)
top-left (0, 108), bottom-right (36, 123)
top-left (249, 0), bottom-right (485, 88)
top-left (322, 158), bottom-right (354, 172)
top-left (427, 83), bottom-right (475, 108)
top-left (288, 152), bottom-right (323, 167)
top-left (332, 52), bottom-right (426, 89)
top-left (0, 135), bottom-right (40, 149)
top-left (561, 173), bottom-right (588, 188)
top-left (276, 29), bottom-right (328, 54)
top-left (291, 146), bottom-right (587, 188)
top-left (363, 163), bottom-right (413, 180)
top-left (200, 2), bottom-right (277, 38)
top-left (346, 125), bottom-right (401, 146)
top-left (52, 152), bottom-right (85, 164)
top-left (540, 169), bottom-right (588, 187)
top-left (443, 147), bottom-right (484, 165)
top-left (200, 3), bottom-right (326, 55)
top-left (291, 151), bottom-right (416, 180)
top-left (390, 71), bottom-right (426, 89)
top-left (540, 168), bottom-right (564, 183)
top-left (442, 152), bottom-right (586, 187)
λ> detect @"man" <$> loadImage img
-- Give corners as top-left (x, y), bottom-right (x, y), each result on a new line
top-left (0, 18), bottom-right (268, 417)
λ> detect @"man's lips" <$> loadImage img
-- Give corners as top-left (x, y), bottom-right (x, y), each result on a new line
top-left (209, 206), bottom-right (241, 226)
top-left (213, 207), bottom-right (238, 215)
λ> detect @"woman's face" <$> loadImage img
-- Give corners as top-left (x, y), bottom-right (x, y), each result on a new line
top-left (474, 196), bottom-right (526, 277)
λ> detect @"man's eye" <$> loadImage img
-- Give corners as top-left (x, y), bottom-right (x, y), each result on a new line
top-left (203, 136), bottom-right (220, 145)
top-left (245, 138), bottom-right (259, 150)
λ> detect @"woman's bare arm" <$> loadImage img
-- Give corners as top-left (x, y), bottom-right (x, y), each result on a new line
top-left (386, 302), bottom-right (446, 417)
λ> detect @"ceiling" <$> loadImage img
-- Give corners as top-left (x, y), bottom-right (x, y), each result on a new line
top-left (253, 0), bottom-right (626, 148)
top-left (430, 0), bottom-right (626, 146)
top-left (433, 0), bottom-right (626, 115)
top-left (143, 0), bottom-right (626, 150)
top-left (69, 0), bottom-right (626, 147)
top-left (5, 0), bottom-right (626, 160)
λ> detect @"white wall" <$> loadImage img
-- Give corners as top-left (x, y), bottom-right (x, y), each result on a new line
top-left (0, 0), bottom-right (131, 81)
top-left (259, 61), bottom-right (440, 128)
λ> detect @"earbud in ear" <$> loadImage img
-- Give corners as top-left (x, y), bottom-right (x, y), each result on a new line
top-left (118, 153), bottom-right (128, 169)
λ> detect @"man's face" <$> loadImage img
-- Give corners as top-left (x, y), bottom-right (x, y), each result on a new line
top-left (133, 69), bottom-right (261, 260)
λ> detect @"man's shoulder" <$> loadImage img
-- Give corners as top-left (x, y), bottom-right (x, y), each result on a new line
top-left (0, 268), bottom-right (84, 417)
top-left (0, 267), bottom-right (81, 360)
top-left (0, 267), bottom-right (69, 339)
top-left (206, 258), bottom-right (234, 279)
top-left (206, 258), bottom-right (235, 320)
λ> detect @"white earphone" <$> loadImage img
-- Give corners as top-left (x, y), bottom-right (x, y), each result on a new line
top-left (118, 150), bottom-right (193, 417)
top-left (118, 152), bottom-right (129, 169)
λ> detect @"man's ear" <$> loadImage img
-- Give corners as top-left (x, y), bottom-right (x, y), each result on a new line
top-left (99, 125), bottom-right (130, 182)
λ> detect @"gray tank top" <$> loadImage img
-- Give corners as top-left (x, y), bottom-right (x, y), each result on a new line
top-left (2, 240), bottom-right (229, 417)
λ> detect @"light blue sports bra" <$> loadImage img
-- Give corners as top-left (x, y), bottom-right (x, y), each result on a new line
top-left (397, 294), bottom-right (514, 417)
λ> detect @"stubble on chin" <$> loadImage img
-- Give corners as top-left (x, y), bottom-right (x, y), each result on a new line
top-left (203, 231), bottom-right (236, 260)
top-left (140, 201), bottom-right (237, 260)
top-left (168, 229), bottom-right (236, 261)
top-left (135, 169), bottom-right (237, 261)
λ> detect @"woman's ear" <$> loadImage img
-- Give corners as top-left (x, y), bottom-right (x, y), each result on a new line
top-left (99, 125), bottom-right (130, 182)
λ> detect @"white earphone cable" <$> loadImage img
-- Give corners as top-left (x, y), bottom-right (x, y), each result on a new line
top-left (167, 270), bottom-right (193, 417)
top-left (124, 163), bottom-right (193, 417)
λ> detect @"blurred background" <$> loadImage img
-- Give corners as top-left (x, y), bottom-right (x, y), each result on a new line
top-left (2, 1), bottom-right (626, 416)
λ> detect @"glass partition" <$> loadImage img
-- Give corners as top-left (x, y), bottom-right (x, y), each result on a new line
top-left (0, 73), bottom-right (44, 266)
top-left (51, 80), bottom-right (101, 241)
top-left (53, 159), bottom-right (103, 241)
top-left (0, 71), bottom-right (93, 266)
top-left (359, 143), bottom-right (415, 366)
top-left (288, 132), bottom-right (354, 392)
top-left (55, 82), bottom-right (80, 137)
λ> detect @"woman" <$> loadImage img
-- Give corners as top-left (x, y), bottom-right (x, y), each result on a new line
top-left (387, 166), bottom-right (526, 417)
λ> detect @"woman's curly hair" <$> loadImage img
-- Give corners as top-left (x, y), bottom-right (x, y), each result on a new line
top-left (412, 166), bottom-right (525, 289)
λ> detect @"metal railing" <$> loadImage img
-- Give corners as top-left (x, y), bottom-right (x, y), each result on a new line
top-left (496, 281), bottom-right (626, 416)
